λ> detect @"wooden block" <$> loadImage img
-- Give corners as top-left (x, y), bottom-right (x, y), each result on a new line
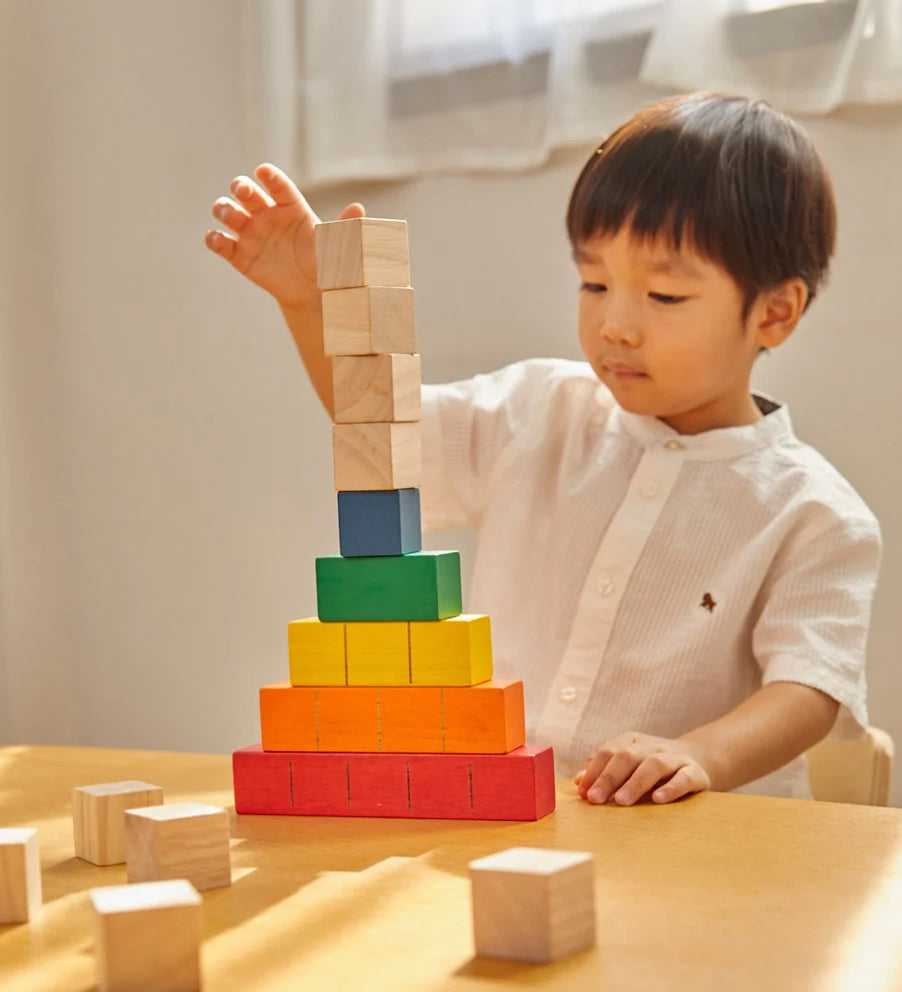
top-left (125, 802), bottom-right (231, 892)
top-left (469, 847), bottom-right (596, 963)
top-left (288, 617), bottom-right (346, 686)
top-left (379, 687), bottom-right (444, 752)
top-left (332, 421), bottom-right (421, 491)
top-left (409, 614), bottom-right (493, 685)
top-left (443, 680), bottom-right (525, 753)
top-left (91, 879), bottom-right (201, 992)
top-left (259, 681), bottom-right (319, 750)
top-left (258, 680), bottom-right (523, 754)
top-left (345, 621), bottom-right (410, 685)
top-left (315, 687), bottom-right (381, 752)
top-left (233, 744), bottom-right (556, 820)
top-left (315, 217), bottom-right (410, 290)
top-left (322, 286), bottom-right (417, 356)
top-left (73, 781), bottom-right (164, 866)
top-left (0, 827), bottom-right (41, 924)
top-left (333, 354), bottom-right (421, 423)
top-left (338, 488), bottom-right (422, 557)
top-left (316, 550), bottom-right (462, 622)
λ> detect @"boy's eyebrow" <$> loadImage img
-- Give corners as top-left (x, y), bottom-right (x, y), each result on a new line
top-left (572, 244), bottom-right (705, 279)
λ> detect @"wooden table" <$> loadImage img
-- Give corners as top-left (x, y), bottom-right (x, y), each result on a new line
top-left (2, 745), bottom-right (902, 991)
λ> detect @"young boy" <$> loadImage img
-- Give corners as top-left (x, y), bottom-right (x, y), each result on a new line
top-left (205, 92), bottom-right (881, 805)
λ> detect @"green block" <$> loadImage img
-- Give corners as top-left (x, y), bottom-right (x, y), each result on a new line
top-left (316, 551), bottom-right (462, 622)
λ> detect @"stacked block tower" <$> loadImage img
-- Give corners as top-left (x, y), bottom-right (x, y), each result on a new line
top-left (232, 217), bottom-right (555, 820)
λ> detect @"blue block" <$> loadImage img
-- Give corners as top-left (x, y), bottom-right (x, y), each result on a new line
top-left (338, 488), bottom-right (422, 557)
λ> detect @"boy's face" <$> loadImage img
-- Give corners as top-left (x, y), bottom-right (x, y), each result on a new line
top-left (574, 227), bottom-right (765, 435)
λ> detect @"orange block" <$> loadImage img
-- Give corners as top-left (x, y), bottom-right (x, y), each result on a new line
top-left (443, 680), bottom-right (525, 753)
top-left (259, 682), bottom-right (317, 752)
top-left (379, 688), bottom-right (443, 752)
top-left (316, 688), bottom-right (380, 752)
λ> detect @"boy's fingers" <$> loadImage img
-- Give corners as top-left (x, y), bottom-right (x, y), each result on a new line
top-left (338, 201), bottom-right (367, 220)
top-left (652, 765), bottom-right (709, 804)
top-left (230, 174), bottom-right (274, 214)
top-left (212, 197), bottom-right (252, 234)
top-left (613, 753), bottom-right (680, 806)
top-left (585, 750), bottom-right (639, 805)
top-left (205, 229), bottom-right (238, 261)
top-left (255, 162), bottom-right (308, 209)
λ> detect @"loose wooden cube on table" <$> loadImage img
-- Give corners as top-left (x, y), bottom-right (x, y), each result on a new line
top-left (0, 827), bottom-right (42, 924)
top-left (469, 847), bottom-right (596, 963)
top-left (73, 780), bottom-right (164, 866)
top-left (125, 801), bottom-right (231, 891)
top-left (91, 879), bottom-right (201, 992)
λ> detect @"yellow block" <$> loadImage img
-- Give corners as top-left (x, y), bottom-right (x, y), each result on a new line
top-left (288, 618), bottom-right (346, 686)
top-left (409, 614), bottom-right (493, 686)
top-left (345, 622), bottom-right (410, 685)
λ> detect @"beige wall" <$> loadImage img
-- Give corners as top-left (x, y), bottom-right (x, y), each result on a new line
top-left (1, 2), bottom-right (899, 799)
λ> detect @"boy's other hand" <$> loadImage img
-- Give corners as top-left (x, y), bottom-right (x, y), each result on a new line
top-left (574, 732), bottom-right (711, 806)
top-left (205, 163), bottom-right (366, 308)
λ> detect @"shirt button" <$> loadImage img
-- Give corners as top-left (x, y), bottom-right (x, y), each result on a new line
top-left (665, 440), bottom-right (685, 451)
top-left (639, 480), bottom-right (660, 499)
top-left (596, 576), bottom-right (615, 596)
top-left (560, 686), bottom-right (577, 703)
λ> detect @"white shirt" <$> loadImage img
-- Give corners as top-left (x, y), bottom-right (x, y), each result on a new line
top-left (420, 358), bottom-right (882, 799)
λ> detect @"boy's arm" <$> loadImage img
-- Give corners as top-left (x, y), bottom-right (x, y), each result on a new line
top-left (577, 681), bottom-right (839, 805)
top-left (205, 162), bottom-right (367, 417)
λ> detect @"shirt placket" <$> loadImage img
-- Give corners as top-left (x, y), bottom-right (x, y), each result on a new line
top-left (536, 440), bottom-right (686, 769)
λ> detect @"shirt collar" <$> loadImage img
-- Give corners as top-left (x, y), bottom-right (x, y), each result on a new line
top-left (600, 387), bottom-right (795, 462)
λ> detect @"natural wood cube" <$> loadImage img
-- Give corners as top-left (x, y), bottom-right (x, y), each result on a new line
top-left (321, 286), bottom-right (416, 356)
top-left (91, 879), bottom-right (201, 992)
top-left (315, 217), bottom-right (409, 290)
top-left (125, 802), bottom-right (231, 891)
top-left (332, 421), bottom-right (421, 491)
top-left (469, 847), bottom-right (596, 962)
top-left (0, 827), bottom-right (42, 924)
top-left (332, 353), bottom-right (421, 423)
top-left (73, 780), bottom-right (164, 866)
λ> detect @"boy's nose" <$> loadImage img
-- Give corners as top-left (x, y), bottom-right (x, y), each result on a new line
top-left (601, 312), bottom-right (641, 346)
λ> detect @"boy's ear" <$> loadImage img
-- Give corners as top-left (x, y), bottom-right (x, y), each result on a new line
top-left (752, 278), bottom-right (809, 349)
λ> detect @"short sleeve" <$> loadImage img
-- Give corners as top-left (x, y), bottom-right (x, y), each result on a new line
top-left (753, 505), bottom-right (882, 738)
top-left (419, 359), bottom-right (567, 531)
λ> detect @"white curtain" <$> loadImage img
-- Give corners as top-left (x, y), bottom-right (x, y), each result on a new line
top-left (252, 0), bottom-right (902, 185)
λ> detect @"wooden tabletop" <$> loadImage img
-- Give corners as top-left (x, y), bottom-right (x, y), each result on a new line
top-left (2, 745), bottom-right (902, 992)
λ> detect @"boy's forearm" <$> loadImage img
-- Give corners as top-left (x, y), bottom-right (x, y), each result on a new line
top-left (679, 681), bottom-right (840, 792)
top-left (279, 298), bottom-right (335, 418)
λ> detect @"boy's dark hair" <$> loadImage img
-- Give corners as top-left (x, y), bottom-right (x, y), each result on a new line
top-left (566, 93), bottom-right (836, 318)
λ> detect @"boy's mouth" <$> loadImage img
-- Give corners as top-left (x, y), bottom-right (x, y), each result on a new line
top-left (603, 361), bottom-right (648, 379)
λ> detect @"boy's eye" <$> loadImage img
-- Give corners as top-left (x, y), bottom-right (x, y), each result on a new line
top-left (580, 282), bottom-right (606, 294)
top-left (650, 293), bottom-right (687, 305)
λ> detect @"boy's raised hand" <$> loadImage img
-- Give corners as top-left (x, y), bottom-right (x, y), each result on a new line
top-left (205, 163), bottom-right (365, 307)
top-left (575, 732), bottom-right (711, 806)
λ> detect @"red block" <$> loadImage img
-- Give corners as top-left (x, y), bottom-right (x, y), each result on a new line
top-left (232, 744), bottom-right (555, 821)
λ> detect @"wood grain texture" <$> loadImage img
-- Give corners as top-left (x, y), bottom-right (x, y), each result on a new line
top-left (258, 680), bottom-right (524, 754)
top-left (344, 621), bottom-right (410, 685)
top-left (90, 880), bottom-right (201, 992)
top-left (0, 827), bottom-right (41, 924)
top-left (469, 848), bottom-right (595, 963)
top-left (125, 802), bottom-right (231, 892)
top-left (287, 618), bottom-right (346, 686)
top-left (72, 781), bottom-right (164, 866)
top-left (409, 615), bottom-right (493, 686)
top-left (321, 287), bottom-right (417, 356)
top-left (8, 746), bottom-right (902, 992)
top-left (233, 744), bottom-right (556, 820)
top-left (332, 354), bottom-right (421, 423)
top-left (337, 488), bottom-right (422, 558)
top-left (315, 218), bottom-right (410, 290)
top-left (332, 421), bottom-right (422, 491)
top-left (315, 550), bottom-right (462, 622)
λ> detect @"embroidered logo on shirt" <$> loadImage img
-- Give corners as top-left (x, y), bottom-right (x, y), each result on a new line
top-left (701, 593), bottom-right (716, 613)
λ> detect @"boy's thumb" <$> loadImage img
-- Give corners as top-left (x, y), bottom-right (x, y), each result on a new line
top-left (337, 202), bottom-right (366, 220)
